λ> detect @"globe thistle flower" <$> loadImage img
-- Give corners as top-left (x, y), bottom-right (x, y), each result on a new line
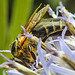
top-left (0, 0), bottom-right (75, 75)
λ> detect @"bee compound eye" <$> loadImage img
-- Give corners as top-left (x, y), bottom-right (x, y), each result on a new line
top-left (11, 42), bottom-right (16, 52)
top-left (16, 37), bottom-right (18, 40)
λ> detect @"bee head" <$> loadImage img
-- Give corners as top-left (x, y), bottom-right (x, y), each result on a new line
top-left (10, 36), bottom-right (25, 56)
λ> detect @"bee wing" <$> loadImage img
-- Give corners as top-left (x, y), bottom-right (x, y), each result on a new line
top-left (33, 18), bottom-right (65, 31)
top-left (24, 3), bottom-right (42, 30)
top-left (24, 4), bottom-right (50, 33)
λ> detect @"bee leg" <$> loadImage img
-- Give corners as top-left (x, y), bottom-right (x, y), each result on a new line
top-left (10, 57), bottom-right (31, 68)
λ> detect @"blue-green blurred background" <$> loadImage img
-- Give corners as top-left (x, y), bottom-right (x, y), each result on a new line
top-left (0, 0), bottom-right (75, 75)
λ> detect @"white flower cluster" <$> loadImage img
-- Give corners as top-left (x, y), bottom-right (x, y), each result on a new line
top-left (36, 1), bottom-right (75, 75)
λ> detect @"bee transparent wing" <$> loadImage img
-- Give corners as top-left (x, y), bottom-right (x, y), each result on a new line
top-left (24, 3), bottom-right (42, 30)
top-left (33, 18), bottom-right (65, 31)
top-left (24, 4), bottom-right (50, 32)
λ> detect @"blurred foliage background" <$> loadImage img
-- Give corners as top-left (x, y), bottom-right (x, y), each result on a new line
top-left (0, 0), bottom-right (75, 75)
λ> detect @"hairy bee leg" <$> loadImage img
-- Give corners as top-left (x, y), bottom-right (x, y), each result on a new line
top-left (12, 58), bottom-right (31, 68)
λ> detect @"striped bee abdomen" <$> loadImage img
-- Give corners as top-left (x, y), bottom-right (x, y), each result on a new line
top-left (32, 18), bottom-right (70, 41)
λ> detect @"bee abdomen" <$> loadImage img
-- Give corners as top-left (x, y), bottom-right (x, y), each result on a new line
top-left (32, 18), bottom-right (66, 41)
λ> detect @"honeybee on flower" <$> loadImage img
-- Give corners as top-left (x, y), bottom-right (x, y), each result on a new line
top-left (0, 0), bottom-right (75, 75)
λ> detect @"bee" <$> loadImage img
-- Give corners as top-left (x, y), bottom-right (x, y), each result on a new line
top-left (10, 4), bottom-right (71, 68)
top-left (10, 4), bottom-right (50, 68)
